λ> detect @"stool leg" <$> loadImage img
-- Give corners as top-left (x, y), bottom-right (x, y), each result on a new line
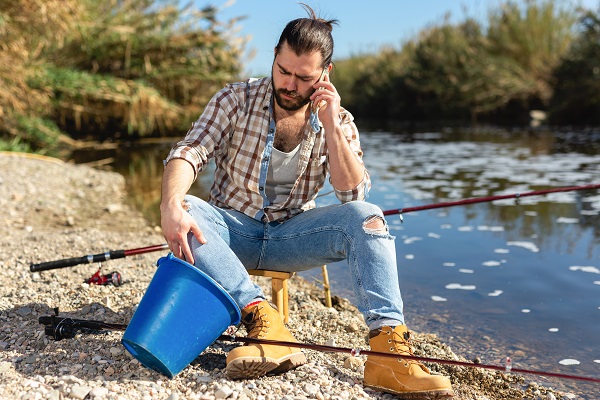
top-left (271, 278), bottom-right (286, 323)
top-left (282, 278), bottom-right (289, 324)
top-left (322, 265), bottom-right (332, 308)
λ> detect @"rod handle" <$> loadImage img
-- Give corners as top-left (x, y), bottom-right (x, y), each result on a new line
top-left (30, 250), bottom-right (126, 272)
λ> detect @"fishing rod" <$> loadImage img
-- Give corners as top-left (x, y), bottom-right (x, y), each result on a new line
top-left (38, 311), bottom-right (600, 384)
top-left (383, 183), bottom-right (600, 217)
top-left (29, 243), bottom-right (169, 272)
top-left (29, 184), bottom-right (600, 273)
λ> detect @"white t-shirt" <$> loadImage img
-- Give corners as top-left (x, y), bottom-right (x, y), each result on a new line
top-left (265, 144), bottom-right (301, 204)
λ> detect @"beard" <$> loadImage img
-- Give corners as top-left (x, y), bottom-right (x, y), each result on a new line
top-left (272, 81), bottom-right (313, 111)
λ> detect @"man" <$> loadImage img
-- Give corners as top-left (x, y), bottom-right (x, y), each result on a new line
top-left (160, 4), bottom-right (454, 399)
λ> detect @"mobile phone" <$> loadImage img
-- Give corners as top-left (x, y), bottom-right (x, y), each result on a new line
top-left (312, 68), bottom-right (329, 112)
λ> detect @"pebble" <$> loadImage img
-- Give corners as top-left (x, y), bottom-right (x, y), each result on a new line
top-left (0, 154), bottom-right (571, 400)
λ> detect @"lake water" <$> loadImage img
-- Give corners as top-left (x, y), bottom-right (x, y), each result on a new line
top-left (73, 128), bottom-right (600, 398)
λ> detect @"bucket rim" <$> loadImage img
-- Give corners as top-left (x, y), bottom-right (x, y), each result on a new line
top-left (157, 253), bottom-right (241, 326)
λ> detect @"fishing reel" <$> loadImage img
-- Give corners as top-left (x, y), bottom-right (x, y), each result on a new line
top-left (84, 263), bottom-right (123, 286)
top-left (39, 308), bottom-right (127, 341)
top-left (40, 308), bottom-right (89, 341)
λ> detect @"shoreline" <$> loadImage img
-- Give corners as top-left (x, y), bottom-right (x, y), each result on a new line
top-left (0, 153), bottom-right (576, 399)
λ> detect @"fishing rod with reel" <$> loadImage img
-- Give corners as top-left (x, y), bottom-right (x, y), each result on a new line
top-left (27, 184), bottom-right (600, 274)
top-left (32, 184), bottom-right (600, 385)
top-left (29, 244), bottom-right (170, 286)
top-left (37, 310), bottom-right (600, 384)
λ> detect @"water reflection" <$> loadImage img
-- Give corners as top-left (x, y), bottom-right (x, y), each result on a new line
top-left (72, 128), bottom-right (600, 398)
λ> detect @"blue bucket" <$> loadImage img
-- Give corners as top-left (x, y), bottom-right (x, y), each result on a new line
top-left (122, 253), bottom-right (241, 378)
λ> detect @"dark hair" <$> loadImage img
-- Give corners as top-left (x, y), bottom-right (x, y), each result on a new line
top-left (274, 3), bottom-right (338, 68)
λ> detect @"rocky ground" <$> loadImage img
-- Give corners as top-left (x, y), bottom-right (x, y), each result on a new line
top-left (0, 152), bottom-right (579, 399)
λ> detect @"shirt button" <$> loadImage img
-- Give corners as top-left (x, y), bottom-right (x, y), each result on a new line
top-left (269, 128), bottom-right (274, 133)
top-left (259, 186), bottom-right (264, 191)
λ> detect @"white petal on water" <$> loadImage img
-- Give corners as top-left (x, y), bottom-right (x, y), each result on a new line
top-left (458, 226), bottom-right (474, 232)
top-left (482, 260), bottom-right (501, 267)
top-left (581, 209), bottom-right (599, 215)
top-left (443, 262), bottom-right (455, 267)
top-left (547, 192), bottom-right (577, 204)
top-left (548, 328), bottom-right (559, 332)
top-left (524, 211), bottom-right (538, 216)
top-left (582, 194), bottom-right (600, 203)
top-left (556, 217), bottom-right (579, 224)
top-left (445, 283), bottom-right (476, 290)
top-left (405, 254), bottom-right (414, 260)
top-left (404, 236), bottom-right (422, 244)
top-left (594, 281), bottom-right (600, 285)
top-left (494, 248), bottom-right (509, 254)
top-left (569, 266), bottom-right (600, 274)
top-left (594, 360), bottom-right (600, 364)
top-left (459, 269), bottom-right (474, 274)
top-left (440, 224), bottom-right (452, 229)
top-left (488, 290), bottom-right (503, 297)
top-left (521, 309), bottom-right (531, 313)
top-left (428, 232), bottom-right (441, 239)
top-left (431, 296), bottom-right (447, 302)
top-left (507, 241), bottom-right (539, 253)
top-left (477, 225), bottom-right (505, 232)
top-left (558, 359), bottom-right (580, 366)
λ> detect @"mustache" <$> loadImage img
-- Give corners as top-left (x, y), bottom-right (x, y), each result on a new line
top-left (276, 89), bottom-right (301, 99)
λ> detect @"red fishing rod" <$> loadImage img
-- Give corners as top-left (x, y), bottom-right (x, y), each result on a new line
top-left (383, 183), bottom-right (600, 217)
top-left (29, 184), bottom-right (600, 272)
top-left (38, 312), bottom-right (600, 384)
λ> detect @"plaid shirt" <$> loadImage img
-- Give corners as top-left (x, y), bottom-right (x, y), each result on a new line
top-left (166, 77), bottom-right (370, 222)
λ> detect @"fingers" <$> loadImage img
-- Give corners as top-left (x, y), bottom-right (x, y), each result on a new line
top-left (166, 238), bottom-right (195, 264)
top-left (181, 240), bottom-right (195, 265)
top-left (190, 223), bottom-right (207, 245)
top-left (165, 221), bottom-right (205, 265)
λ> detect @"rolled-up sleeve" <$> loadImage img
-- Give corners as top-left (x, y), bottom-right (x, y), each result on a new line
top-left (165, 87), bottom-right (236, 179)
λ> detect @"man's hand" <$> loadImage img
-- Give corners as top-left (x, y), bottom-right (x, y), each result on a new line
top-left (160, 158), bottom-right (206, 264)
top-left (310, 70), bottom-right (341, 131)
top-left (160, 200), bottom-right (206, 264)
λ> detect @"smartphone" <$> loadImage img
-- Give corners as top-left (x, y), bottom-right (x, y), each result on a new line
top-left (312, 68), bottom-right (329, 112)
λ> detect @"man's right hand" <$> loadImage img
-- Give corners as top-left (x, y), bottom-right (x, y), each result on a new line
top-left (160, 158), bottom-right (206, 264)
top-left (160, 200), bottom-right (206, 264)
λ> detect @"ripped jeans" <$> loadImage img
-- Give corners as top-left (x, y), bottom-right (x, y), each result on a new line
top-left (184, 196), bottom-right (405, 330)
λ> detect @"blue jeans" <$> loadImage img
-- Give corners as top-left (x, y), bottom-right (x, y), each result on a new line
top-left (184, 195), bottom-right (405, 330)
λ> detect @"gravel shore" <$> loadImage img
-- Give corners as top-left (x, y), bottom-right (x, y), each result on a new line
top-left (0, 152), bottom-right (575, 399)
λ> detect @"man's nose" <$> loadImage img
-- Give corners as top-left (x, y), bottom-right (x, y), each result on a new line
top-left (284, 77), bottom-right (298, 92)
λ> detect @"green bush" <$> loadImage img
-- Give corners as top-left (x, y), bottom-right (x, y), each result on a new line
top-left (549, 11), bottom-right (600, 126)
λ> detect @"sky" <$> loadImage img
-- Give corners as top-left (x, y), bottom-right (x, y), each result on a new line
top-left (197, 0), bottom-right (600, 76)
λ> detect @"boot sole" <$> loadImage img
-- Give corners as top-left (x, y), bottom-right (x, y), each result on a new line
top-left (226, 352), bottom-right (307, 380)
top-left (364, 383), bottom-right (454, 399)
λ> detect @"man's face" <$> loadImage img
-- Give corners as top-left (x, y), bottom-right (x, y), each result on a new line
top-left (271, 42), bottom-right (324, 112)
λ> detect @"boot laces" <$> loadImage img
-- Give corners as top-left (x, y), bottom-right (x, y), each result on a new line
top-left (243, 305), bottom-right (270, 339)
top-left (388, 329), bottom-right (413, 355)
top-left (387, 329), bottom-right (422, 367)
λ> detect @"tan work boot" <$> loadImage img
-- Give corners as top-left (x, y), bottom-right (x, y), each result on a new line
top-left (226, 300), bottom-right (307, 379)
top-left (364, 325), bottom-right (454, 399)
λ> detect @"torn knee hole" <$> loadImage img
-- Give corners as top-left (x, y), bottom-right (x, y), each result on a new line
top-left (362, 215), bottom-right (387, 234)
